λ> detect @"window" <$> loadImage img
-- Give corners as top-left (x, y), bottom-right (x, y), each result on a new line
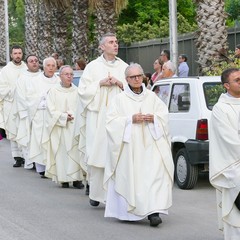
top-left (153, 84), bottom-right (170, 105)
top-left (169, 84), bottom-right (190, 112)
top-left (203, 82), bottom-right (225, 110)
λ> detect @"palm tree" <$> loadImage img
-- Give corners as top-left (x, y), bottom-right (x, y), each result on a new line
top-left (24, 0), bottom-right (39, 57)
top-left (41, 0), bottom-right (128, 61)
top-left (89, 0), bottom-right (128, 57)
top-left (0, 0), bottom-right (6, 64)
top-left (71, 0), bottom-right (89, 63)
top-left (51, 7), bottom-right (69, 61)
top-left (194, 0), bottom-right (228, 75)
top-left (37, 0), bottom-right (53, 61)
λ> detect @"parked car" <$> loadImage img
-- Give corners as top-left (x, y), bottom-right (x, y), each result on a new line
top-left (152, 76), bottom-right (225, 189)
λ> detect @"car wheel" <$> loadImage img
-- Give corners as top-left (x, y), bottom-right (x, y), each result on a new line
top-left (174, 148), bottom-right (198, 189)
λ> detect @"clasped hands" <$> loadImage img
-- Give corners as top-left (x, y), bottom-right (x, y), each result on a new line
top-left (99, 75), bottom-right (123, 90)
top-left (67, 113), bottom-right (74, 121)
top-left (132, 113), bottom-right (154, 124)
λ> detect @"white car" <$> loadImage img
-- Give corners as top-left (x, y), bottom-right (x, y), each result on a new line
top-left (152, 76), bottom-right (225, 189)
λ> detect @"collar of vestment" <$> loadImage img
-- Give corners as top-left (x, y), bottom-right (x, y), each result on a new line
top-left (100, 54), bottom-right (120, 66)
top-left (55, 83), bottom-right (77, 93)
top-left (124, 83), bottom-right (147, 101)
top-left (219, 93), bottom-right (240, 105)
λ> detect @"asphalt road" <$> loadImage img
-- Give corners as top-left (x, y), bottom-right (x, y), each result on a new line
top-left (0, 138), bottom-right (223, 240)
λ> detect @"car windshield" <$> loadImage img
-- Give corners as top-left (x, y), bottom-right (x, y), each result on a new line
top-left (203, 82), bottom-right (225, 110)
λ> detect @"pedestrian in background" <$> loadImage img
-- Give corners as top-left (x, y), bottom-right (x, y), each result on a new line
top-left (162, 61), bottom-right (178, 78)
top-left (160, 49), bottom-right (171, 64)
top-left (151, 58), bottom-right (163, 84)
top-left (234, 44), bottom-right (240, 59)
top-left (178, 54), bottom-right (189, 77)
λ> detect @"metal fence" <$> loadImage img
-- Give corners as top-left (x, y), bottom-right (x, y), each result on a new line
top-left (118, 27), bottom-right (240, 76)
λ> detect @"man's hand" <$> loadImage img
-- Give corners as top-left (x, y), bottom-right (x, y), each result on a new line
top-left (132, 113), bottom-right (154, 123)
top-left (67, 114), bottom-right (74, 121)
top-left (143, 114), bottom-right (154, 123)
top-left (99, 77), bottom-right (112, 87)
top-left (100, 75), bottom-right (123, 90)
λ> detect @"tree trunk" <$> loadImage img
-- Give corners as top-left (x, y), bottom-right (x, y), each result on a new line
top-left (91, 0), bottom-right (118, 58)
top-left (37, 0), bottom-right (53, 62)
top-left (24, 0), bottom-right (39, 56)
top-left (71, 0), bottom-right (89, 63)
top-left (51, 8), bottom-right (69, 63)
top-left (194, 0), bottom-right (228, 75)
top-left (0, 0), bottom-right (6, 65)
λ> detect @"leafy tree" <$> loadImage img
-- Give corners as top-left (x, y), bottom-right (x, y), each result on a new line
top-left (225, 0), bottom-right (240, 21)
top-left (8, 0), bottom-right (25, 46)
top-left (118, 0), bottom-right (196, 26)
top-left (206, 51), bottom-right (240, 76)
top-left (117, 13), bottom-right (197, 45)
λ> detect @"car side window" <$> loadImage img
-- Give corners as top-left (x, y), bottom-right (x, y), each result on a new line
top-left (169, 84), bottom-right (190, 112)
top-left (153, 84), bottom-right (170, 105)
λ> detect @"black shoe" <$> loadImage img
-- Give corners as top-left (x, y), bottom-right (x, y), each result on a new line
top-left (85, 183), bottom-right (89, 195)
top-left (31, 163), bottom-right (36, 170)
top-left (148, 213), bottom-right (162, 227)
top-left (235, 192), bottom-right (240, 210)
top-left (89, 199), bottom-right (100, 207)
top-left (73, 181), bottom-right (84, 189)
top-left (13, 157), bottom-right (23, 167)
top-left (13, 161), bottom-right (22, 167)
top-left (0, 128), bottom-right (6, 138)
top-left (61, 182), bottom-right (70, 188)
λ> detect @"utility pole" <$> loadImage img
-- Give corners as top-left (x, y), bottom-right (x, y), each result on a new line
top-left (169, 0), bottom-right (178, 73)
top-left (4, 0), bottom-right (10, 63)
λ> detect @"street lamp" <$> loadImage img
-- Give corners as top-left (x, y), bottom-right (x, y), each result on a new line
top-left (4, 0), bottom-right (9, 63)
top-left (169, 0), bottom-right (178, 72)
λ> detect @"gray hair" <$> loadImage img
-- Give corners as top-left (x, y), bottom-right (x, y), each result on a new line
top-left (43, 57), bottom-right (57, 68)
top-left (125, 63), bottom-right (144, 77)
top-left (163, 61), bottom-right (176, 73)
top-left (59, 65), bottom-right (72, 75)
top-left (99, 32), bottom-right (116, 46)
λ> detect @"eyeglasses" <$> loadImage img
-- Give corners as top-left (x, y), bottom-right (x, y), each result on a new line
top-left (227, 78), bottom-right (240, 84)
top-left (28, 59), bottom-right (39, 63)
top-left (61, 73), bottom-right (74, 77)
top-left (128, 74), bottom-right (143, 80)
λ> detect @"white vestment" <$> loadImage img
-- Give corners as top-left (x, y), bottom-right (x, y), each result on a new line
top-left (0, 73), bottom-right (4, 129)
top-left (27, 73), bottom-right (60, 170)
top-left (0, 61), bottom-right (27, 139)
top-left (104, 85), bottom-right (174, 220)
top-left (43, 84), bottom-right (84, 183)
top-left (0, 61), bottom-right (27, 158)
top-left (209, 93), bottom-right (240, 240)
top-left (75, 54), bottom-right (128, 203)
top-left (15, 70), bottom-right (41, 167)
